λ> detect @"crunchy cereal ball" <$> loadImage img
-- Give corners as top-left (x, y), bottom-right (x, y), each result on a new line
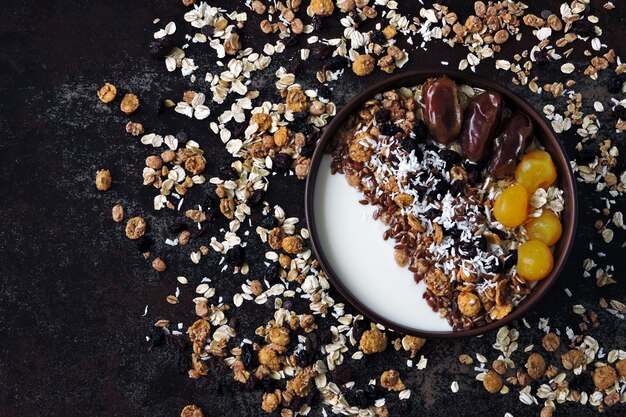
top-left (287, 368), bottom-right (315, 397)
top-left (348, 140), bottom-right (372, 163)
top-left (273, 126), bottom-right (290, 147)
top-left (185, 155), bottom-right (206, 175)
top-left (541, 332), bottom-right (560, 352)
top-left (187, 319), bottom-right (211, 346)
top-left (382, 25), bottom-right (397, 40)
top-left (161, 149), bottom-right (176, 163)
top-left (97, 83), bottom-right (117, 103)
top-left (526, 353), bottom-right (546, 380)
top-left (268, 327), bottom-right (290, 346)
top-left (492, 359), bottom-right (507, 375)
top-left (615, 359), bottom-right (626, 377)
top-left (593, 365), bottom-right (617, 390)
top-left (464, 15), bottom-right (483, 33)
top-left (286, 88), bottom-right (308, 112)
top-left (258, 347), bottom-right (280, 371)
top-left (251, 112), bottom-right (272, 131)
top-left (112, 204), bottom-right (124, 223)
top-left (95, 169), bottom-right (112, 191)
top-left (125, 217), bottom-right (147, 240)
top-left (268, 227), bottom-right (286, 250)
top-left (310, 0), bottom-right (335, 16)
top-left (483, 369), bottom-right (503, 393)
top-left (146, 155), bottom-right (163, 170)
top-left (457, 291), bottom-right (482, 318)
top-left (401, 335), bottom-right (426, 356)
top-left (282, 236), bottom-right (303, 254)
top-left (152, 257), bottom-right (166, 272)
top-left (261, 392), bottom-right (279, 413)
top-left (120, 93), bottom-right (140, 114)
top-left (180, 404), bottom-right (203, 417)
top-left (359, 323), bottom-right (387, 354)
top-left (125, 121), bottom-right (144, 136)
top-left (380, 370), bottom-right (405, 391)
top-left (352, 54), bottom-right (376, 76)
top-left (561, 349), bottom-right (585, 370)
top-left (425, 268), bottom-right (450, 297)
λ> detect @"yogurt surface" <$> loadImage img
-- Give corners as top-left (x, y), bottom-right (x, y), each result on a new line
top-left (313, 155), bottom-right (452, 332)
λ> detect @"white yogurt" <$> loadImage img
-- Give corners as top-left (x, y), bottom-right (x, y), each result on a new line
top-left (313, 155), bottom-right (452, 332)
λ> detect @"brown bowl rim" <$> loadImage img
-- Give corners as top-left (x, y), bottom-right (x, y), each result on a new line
top-left (304, 69), bottom-right (578, 339)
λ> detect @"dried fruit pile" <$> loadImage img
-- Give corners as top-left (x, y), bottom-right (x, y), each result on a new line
top-left (93, 1), bottom-right (625, 416)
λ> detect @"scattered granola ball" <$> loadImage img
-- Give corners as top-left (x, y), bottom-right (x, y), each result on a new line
top-left (97, 83), bottom-right (117, 103)
top-left (615, 359), bottom-right (626, 377)
top-left (95, 169), bottom-right (112, 191)
top-left (187, 319), bottom-right (211, 346)
top-left (268, 327), bottom-right (290, 346)
top-left (352, 54), bottom-right (375, 76)
top-left (161, 149), bottom-right (176, 163)
top-left (145, 155), bottom-right (163, 170)
top-left (286, 88), bottom-right (308, 112)
top-left (251, 0), bottom-right (266, 14)
top-left (380, 370), bottom-right (405, 391)
top-left (268, 227), bottom-right (286, 250)
top-left (310, 0), bottom-right (334, 17)
top-left (464, 15), bottom-right (483, 33)
top-left (282, 236), bottom-right (303, 254)
top-left (152, 257), bottom-right (166, 272)
top-left (483, 369), bottom-right (503, 393)
top-left (273, 126), bottom-right (290, 147)
top-left (542, 332), bottom-right (560, 352)
top-left (457, 291), bottom-right (482, 317)
top-left (401, 335), bottom-right (425, 357)
top-left (382, 25), bottom-right (397, 40)
top-left (125, 217), bottom-right (147, 240)
top-left (112, 204), bottom-right (124, 223)
top-left (250, 280), bottom-right (263, 296)
top-left (593, 365), bottom-right (617, 390)
top-left (359, 323), bottom-right (387, 354)
top-left (258, 347), bottom-right (280, 371)
top-left (526, 353), bottom-right (546, 380)
top-left (120, 93), bottom-right (140, 114)
top-left (180, 404), bottom-right (203, 417)
top-left (494, 29), bottom-right (509, 44)
top-left (294, 159), bottom-right (310, 180)
top-left (185, 155), bottom-right (206, 175)
top-left (425, 268), bottom-right (450, 296)
top-left (125, 121), bottom-right (144, 136)
top-left (561, 349), bottom-right (585, 370)
top-left (252, 112), bottom-right (272, 131)
top-left (261, 392), bottom-right (279, 413)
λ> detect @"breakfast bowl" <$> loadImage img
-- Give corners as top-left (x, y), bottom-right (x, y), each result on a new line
top-left (305, 70), bottom-right (577, 338)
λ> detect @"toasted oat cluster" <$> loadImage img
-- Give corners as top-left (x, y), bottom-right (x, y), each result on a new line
top-left (332, 80), bottom-right (565, 330)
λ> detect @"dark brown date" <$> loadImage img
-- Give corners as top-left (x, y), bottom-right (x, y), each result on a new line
top-left (422, 76), bottom-right (463, 144)
top-left (459, 91), bottom-right (503, 161)
top-left (488, 112), bottom-right (533, 178)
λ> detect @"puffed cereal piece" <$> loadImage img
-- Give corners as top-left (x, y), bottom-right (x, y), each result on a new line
top-left (561, 349), bottom-right (585, 370)
top-left (483, 369), bottom-right (503, 393)
top-left (187, 319), bottom-right (211, 346)
top-left (251, 112), bottom-right (272, 131)
top-left (112, 204), bottom-right (124, 222)
top-left (401, 335), bottom-right (426, 357)
top-left (180, 404), bottom-right (203, 417)
top-left (526, 353), bottom-right (546, 380)
top-left (273, 126), bottom-right (290, 147)
top-left (382, 25), bottom-right (397, 40)
top-left (268, 327), bottom-right (290, 346)
top-left (120, 93), bottom-right (140, 114)
top-left (125, 217), bottom-right (147, 240)
top-left (97, 83), bottom-right (117, 103)
top-left (258, 347), bottom-right (280, 371)
top-left (359, 323), bottom-right (387, 354)
top-left (457, 291), bottom-right (482, 318)
top-left (282, 236), bottom-right (303, 254)
top-left (310, 0), bottom-right (335, 16)
top-left (380, 370), bottom-right (405, 391)
top-left (352, 54), bottom-right (376, 76)
top-left (593, 365), bottom-right (617, 390)
top-left (261, 392), bottom-right (279, 413)
top-left (95, 169), bottom-right (112, 191)
top-left (286, 88), bottom-right (308, 112)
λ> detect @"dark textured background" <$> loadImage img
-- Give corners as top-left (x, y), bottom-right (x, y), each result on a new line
top-left (1, 1), bottom-right (625, 416)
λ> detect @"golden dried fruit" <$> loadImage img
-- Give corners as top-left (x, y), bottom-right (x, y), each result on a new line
top-left (352, 54), bottom-right (376, 76)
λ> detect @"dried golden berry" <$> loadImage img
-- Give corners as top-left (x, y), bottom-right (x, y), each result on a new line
top-left (180, 404), bottom-right (203, 417)
top-left (185, 155), bottom-right (206, 175)
top-left (483, 369), bottom-right (503, 393)
top-left (380, 370), bottom-right (405, 391)
top-left (120, 93), bottom-right (140, 114)
top-left (97, 83), bottom-right (117, 103)
top-left (352, 54), bottom-right (376, 76)
top-left (593, 365), bottom-right (617, 390)
top-left (95, 169), bottom-right (112, 191)
top-left (457, 291), bottom-right (482, 318)
top-left (125, 217), bottom-right (147, 240)
top-left (526, 353), bottom-right (546, 380)
top-left (268, 327), bottom-right (290, 346)
top-left (258, 347), bottom-right (280, 371)
top-left (359, 323), bottom-right (387, 354)
top-left (282, 236), bottom-right (303, 254)
top-left (286, 88), bottom-right (308, 112)
top-left (310, 0), bottom-right (334, 16)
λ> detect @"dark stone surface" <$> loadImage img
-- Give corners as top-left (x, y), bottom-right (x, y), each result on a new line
top-left (0, 1), bottom-right (625, 416)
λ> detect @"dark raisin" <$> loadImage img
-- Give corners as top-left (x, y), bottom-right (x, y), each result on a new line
top-left (532, 49), bottom-right (550, 66)
top-left (203, 195), bottom-right (220, 221)
top-left (300, 143), bottom-right (316, 158)
top-left (352, 320), bottom-right (368, 342)
top-left (247, 189), bottom-right (265, 207)
top-left (149, 36), bottom-right (174, 58)
top-left (568, 373), bottom-right (595, 393)
top-left (438, 149), bottom-right (463, 167)
top-left (176, 131), bottom-right (189, 145)
top-left (374, 108), bottom-right (391, 123)
top-left (273, 153), bottom-right (293, 173)
top-left (503, 250), bottom-right (518, 270)
top-left (379, 123), bottom-right (400, 137)
top-left (167, 222), bottom-right (188, 235)
top-left (429, 177), bottom-right (449, 198)
top-left (458, 240), bottom-right (478, 258)
top-left (136, 235), bottom-right (154, 253)
top-left (395, 400), bottom-right (412, 413)
top-left (571, 19), bottom-right (595, 37)
top-left (331, 365), bottom-right (354, 385)
top-left (613, 105), bottom-right (626, 120)
top-left (450, 180), bottom-right (465, 197)
top-left (413, 119), bottom-right (428, 141)
top-left (228, 317), bottom-right (240, 329)
top-left (264, 262), bottom-right (279, 283)
top-left (285, 58), bottom-right (301, 76)
top-left (318, 328), bottom-right (333, 344)
top-left (305, 333), bottom-right (320, 353)
top-left (259, 215), bottom-right (278, 229)
top-left (281, 34), bottom-right (298, 47)
top-left (219, 166), bottom-right (239, 181)
top-left (287, 118), bottom-right (312, 135)
top-left (363, 383), bottom-right (383, 400)
top-left (201, 25), bottom-right (214, 38)
top-left (312, 42), bottom-right (332, 60)
top-left (189, 227), bottom-right (207, 239)
top-left (475, 235), bottom-right (488, 252)
top-left (282, 300), bottom-right (293, 311)
top-left (370, 30), bottom-right (386, 45)
top-left (295, 350), bottom-right (312, 367)
top-left (354, 390), bottom-right (370, 408)
top-left (241, 343), bottom-right (255, 368)
top-left (323, 56), bottom-right (348, 72)
top-left (464, 161), bottom-right (484, 185)
top-left (607, 76), bottom-right (624, 94)
top-left (147, 326), bottom-right (165, 351)
top-left (165, 334), bottom-right (189, 353)
top-left (402, 135), bottom-right (420, 155)
top-left (311, 16), bottom-right (323, 32)
top-left (225, 246), bottom-right (246, 267)
top-left (578, 140), bottom-right (599, 163)
top-left (446, 225), bottom-right (462, 239)
top-left (423, 208), bottom-right (441, 219)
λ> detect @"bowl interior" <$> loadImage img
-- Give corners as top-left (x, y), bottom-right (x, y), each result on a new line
top-left (305, 70), bottom-right (577, 338)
